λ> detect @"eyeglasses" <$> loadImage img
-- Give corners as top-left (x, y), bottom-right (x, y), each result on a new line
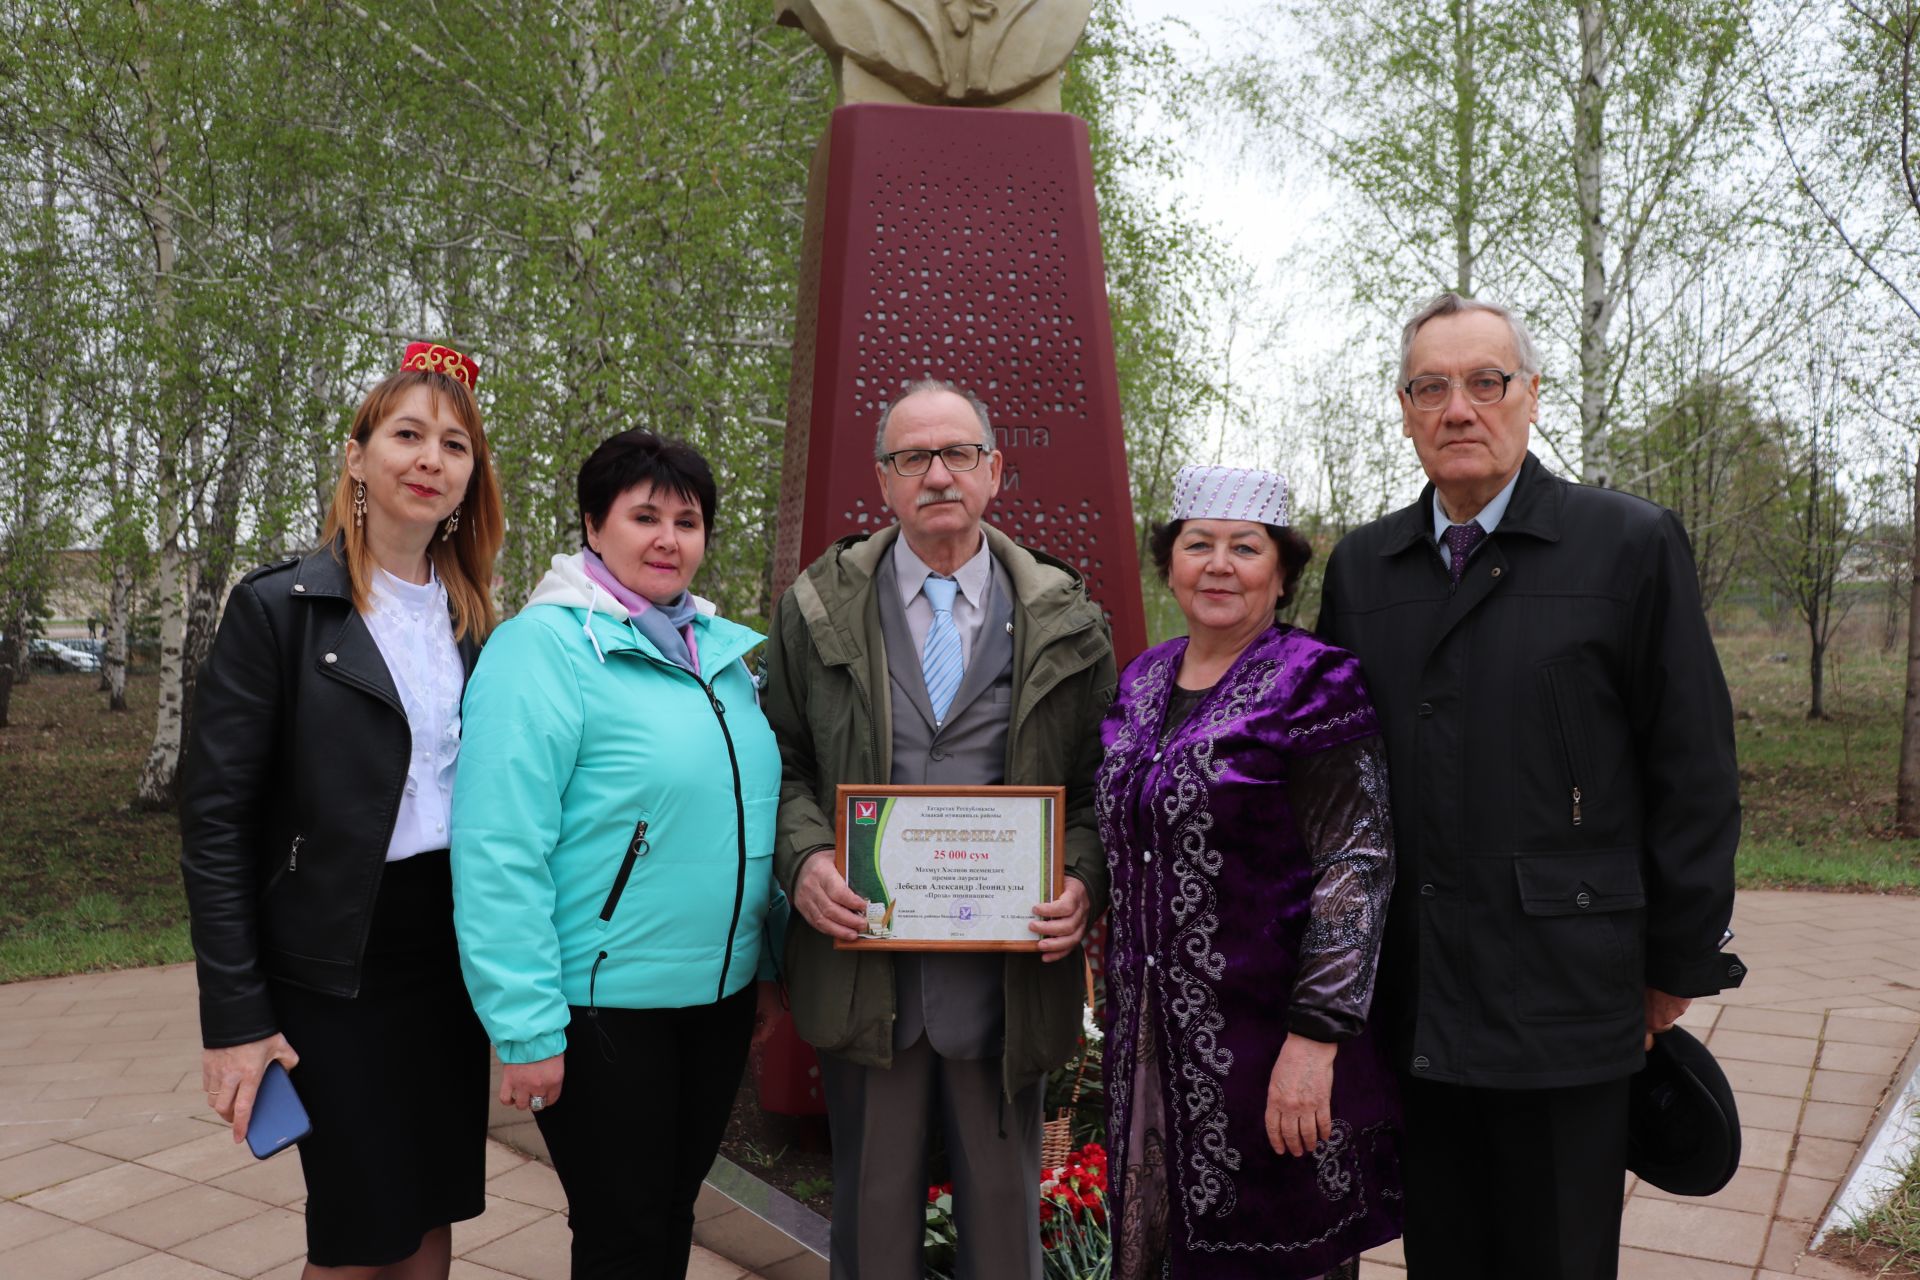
top-left (1402, 369), bottom-right (1517, 412)
top-left (880, 443), bottom-right (991, 477)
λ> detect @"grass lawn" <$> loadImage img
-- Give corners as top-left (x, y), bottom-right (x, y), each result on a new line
top-left (1719, 611), bottom-right (1920, 892)
top-left (2, 606), bottom-right (1920, 985)
top-left (0, 672), bottom-right (193, 983)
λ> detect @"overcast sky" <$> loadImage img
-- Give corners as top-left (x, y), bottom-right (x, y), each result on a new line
top-left (1083, 0), bottom-right (1377, 485)
top-left (1121, 0), bottom-right (1310, 269)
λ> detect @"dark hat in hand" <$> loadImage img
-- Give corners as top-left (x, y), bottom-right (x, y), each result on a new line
top-left (1627, 1024), bottom-right (1741, 1197)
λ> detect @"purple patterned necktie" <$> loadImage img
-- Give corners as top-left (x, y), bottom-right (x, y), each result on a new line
top-left (1444, 522), bottom-right (1486, 584)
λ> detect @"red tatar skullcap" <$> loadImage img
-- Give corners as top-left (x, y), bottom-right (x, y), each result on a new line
top-left (400, 342), bottom-right (480, 389)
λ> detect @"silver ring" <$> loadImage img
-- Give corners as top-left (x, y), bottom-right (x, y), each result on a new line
top-left (529, 1095), bottom-right (546, 1112)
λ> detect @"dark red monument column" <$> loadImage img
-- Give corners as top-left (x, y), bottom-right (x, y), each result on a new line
top-left (772, 103), bottom-right (1146, 662)
top-left (758, 101), bottom-right (1141, 1117)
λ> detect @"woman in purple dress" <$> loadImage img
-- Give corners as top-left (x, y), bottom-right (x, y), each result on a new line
top-left (1096, 465), bottom-right (1403, 1280)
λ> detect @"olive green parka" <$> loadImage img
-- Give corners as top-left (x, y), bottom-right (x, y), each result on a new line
top-left (764, 523), bottom-right (1116, 1099)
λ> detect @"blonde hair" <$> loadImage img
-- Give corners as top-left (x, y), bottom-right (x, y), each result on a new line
top-left (320, 369), bottom-right (503, 640)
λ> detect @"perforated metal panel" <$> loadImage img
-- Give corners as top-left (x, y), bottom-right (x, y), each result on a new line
top-left (775, 104), bottom-right (1145, 664)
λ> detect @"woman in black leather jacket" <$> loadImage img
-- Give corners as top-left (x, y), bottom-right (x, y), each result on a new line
top-left (178, 343), bottom-right (504, 1279)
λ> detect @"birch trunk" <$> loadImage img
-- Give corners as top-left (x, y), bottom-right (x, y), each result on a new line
top-left (180, 423), bottom-right (248, 750)
top-left (1451, 0), bottom-right (1477, 296)
top-left (105, 565), bottom-right (131, 712)
top-left (4, 144), bottom-right (61, 701)
top-left (101, 394), bottom-right (141, 714)
top-left (0, 605), bottom-right (22, 729)
top-left (1898, 452), bottom-right (1920, 835)
top-left (134, 1), bottom-right (189, 809)
top-left (1574, 0), bottom-right (1612, 488)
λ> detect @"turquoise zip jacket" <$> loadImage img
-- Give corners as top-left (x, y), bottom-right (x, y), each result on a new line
top-left (451, 552), bottom-right (785, 1064)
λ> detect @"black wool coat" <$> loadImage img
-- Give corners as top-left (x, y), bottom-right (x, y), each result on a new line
top-left (1317, 452), bottom-right (1746, 1089)
top-left (177, 540), bottom-right (479, 1049)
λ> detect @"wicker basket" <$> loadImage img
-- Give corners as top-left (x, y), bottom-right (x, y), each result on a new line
top-left (1040, 959), bottom-right (1098, 1170)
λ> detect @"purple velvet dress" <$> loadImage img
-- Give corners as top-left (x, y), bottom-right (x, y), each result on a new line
top-left (1096, 624), bottom-right (1403, 1280)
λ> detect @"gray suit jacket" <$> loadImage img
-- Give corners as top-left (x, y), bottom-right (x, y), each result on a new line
top-left (875, 551), bottom-right (1015, 1059)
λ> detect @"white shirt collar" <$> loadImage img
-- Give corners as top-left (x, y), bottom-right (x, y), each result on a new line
top-left (893, 530), bottom-right (992, 610)
top-left (1432, 467), bottom-right (1522, 544)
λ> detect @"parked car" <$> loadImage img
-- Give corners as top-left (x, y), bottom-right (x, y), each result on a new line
top-left (29, 639), bottom-right (100, 674)
top-left (58, 638), bottom-right (108, 662)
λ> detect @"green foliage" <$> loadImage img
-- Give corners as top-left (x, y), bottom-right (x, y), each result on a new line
top-left (0, 0), bottom-right (1229, 642)
top-left (1225, 0), bottom-right (1777, 478)
top-left (790, 1175), bottom-right (833, 1201)
top-left (1227, 0), bottom-right (1556, 304)
top-left (1068, 3), bottom-right (1234, 537)
top-left (1831, 2), bottom-right (1920, 263)
top-left (1610, 377), bottom-right (1780, 609)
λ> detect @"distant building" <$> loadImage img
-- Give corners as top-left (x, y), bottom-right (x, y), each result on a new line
top-left (42, 549), bottom-right (154, 638)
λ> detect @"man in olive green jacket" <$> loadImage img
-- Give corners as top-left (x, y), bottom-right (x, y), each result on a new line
top-left (763, 380), bottom-right (1115, 1279)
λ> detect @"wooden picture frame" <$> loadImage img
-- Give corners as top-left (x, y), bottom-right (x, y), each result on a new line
top-left (832, 783), bottom-right (1067, 952)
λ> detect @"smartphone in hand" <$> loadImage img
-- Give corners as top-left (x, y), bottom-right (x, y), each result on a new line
top-left (246, 1061), bottom-right (312, 1160)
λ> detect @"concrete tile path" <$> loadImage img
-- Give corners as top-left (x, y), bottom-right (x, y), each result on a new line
top-left (4, 889), bottom-right (1919, 1278)
top-left (0, 962), bottom-right (767, 1280)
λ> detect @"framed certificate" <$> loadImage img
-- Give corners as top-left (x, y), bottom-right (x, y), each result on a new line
top-left (833, 784), bottom-right (1067, 951)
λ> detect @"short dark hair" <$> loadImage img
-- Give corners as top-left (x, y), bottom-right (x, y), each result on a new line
top-left (1147, 519), bottom-right (1314, 611)
top-left (577, 430), bottom-right (718, 546)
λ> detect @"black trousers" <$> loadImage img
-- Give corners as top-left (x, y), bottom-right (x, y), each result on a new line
top-left (533, 987), bottom-right (756, 1280)
top-left (1401, 1075), bottom-right (1631, 1280)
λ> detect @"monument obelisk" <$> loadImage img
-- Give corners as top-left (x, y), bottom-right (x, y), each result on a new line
top-left (769, 0), bottom-right (1146, 664)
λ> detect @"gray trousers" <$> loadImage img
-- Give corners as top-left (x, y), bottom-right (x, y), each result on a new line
top-left (819, 1034), bottom-right (1043, 1280)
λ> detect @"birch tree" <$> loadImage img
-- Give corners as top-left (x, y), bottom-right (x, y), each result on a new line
top-left (1751, 348), bottom-right (1861, 720)
top-left (1229, 0), bottom-right (1766, 482)
top-left (1229, 0), bottom-right (1556, 305)
top-left (0, 0), bottom-right (1227, 772)
top-left (1768, 1), bottom-right (1920, 826)
top-left (1070, 3), bottom-right (1236, 536)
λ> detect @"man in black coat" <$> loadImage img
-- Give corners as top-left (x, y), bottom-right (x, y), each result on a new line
top-left (1317, 293), bottom-right (1746, 1279)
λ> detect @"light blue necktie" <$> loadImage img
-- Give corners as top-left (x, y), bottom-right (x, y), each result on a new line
top-left (921, 575), bottom-right (964, 724)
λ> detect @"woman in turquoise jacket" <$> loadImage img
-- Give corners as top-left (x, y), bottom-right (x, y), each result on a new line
top-left (451, 430), bottom-right (784, 1280)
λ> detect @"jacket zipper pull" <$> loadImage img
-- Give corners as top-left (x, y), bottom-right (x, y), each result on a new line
top-left (706, 685), bottom-right (726, 718)
top-left (289, 834), bottom-right (304, 871)
top-left (1571, 787), bottom-right (1583, 827)
top-left (629, 820), bottom-right (649, 859)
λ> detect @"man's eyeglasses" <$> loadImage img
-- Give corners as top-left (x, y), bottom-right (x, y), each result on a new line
top-left (880, 443), bottom-right (992, 477)
top-left (1402, 369), bottom-right (1517, 412)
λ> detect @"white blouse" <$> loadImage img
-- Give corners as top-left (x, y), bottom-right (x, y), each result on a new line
top-left (365, 567), bottom-right (464, 862)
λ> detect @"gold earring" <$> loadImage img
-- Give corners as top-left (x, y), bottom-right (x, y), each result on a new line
top-left (442, 506), bottom-right (460, 541)
top-left (353, 481), bottom-right (366, 529)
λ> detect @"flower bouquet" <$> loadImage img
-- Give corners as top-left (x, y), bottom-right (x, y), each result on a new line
top-left (925, 1141), bottom-right (1111, 1279)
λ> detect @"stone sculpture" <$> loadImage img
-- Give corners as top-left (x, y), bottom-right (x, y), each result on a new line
top-left (774, 0), bottom-right (1092, 111)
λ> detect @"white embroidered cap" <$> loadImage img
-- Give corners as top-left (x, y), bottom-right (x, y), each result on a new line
top-left (1168, 465), bottom-right (1290, 527)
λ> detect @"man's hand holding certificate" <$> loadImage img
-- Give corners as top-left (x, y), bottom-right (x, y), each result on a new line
top-left (832, 785), bottom-right (1066, 951)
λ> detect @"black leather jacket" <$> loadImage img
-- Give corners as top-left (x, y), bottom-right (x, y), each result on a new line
top-left (178, 541), bottom-right (478, 1048)
top-left (1318, 453), bottom-right (1746, 1089)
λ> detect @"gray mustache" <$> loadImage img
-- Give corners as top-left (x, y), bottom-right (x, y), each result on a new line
top-left (916, 487), bottom-right (964, 507)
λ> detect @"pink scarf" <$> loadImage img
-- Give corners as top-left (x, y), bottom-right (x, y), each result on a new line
top-left (581, 550), bottom-right (700, 675)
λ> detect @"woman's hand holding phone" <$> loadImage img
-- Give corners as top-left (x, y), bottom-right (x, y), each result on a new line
top-left (202, 1033), bottom-right (299, 1143)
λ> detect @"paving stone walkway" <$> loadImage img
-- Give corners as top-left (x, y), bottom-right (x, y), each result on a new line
top-left (5, 888), bottom-right (1920, 1278)
top-left (0, 962), bottom-right (768, 1279)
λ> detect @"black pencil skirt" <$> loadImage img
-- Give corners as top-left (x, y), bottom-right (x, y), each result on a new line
top-left (272, 850), bottom-right (489, 1268)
